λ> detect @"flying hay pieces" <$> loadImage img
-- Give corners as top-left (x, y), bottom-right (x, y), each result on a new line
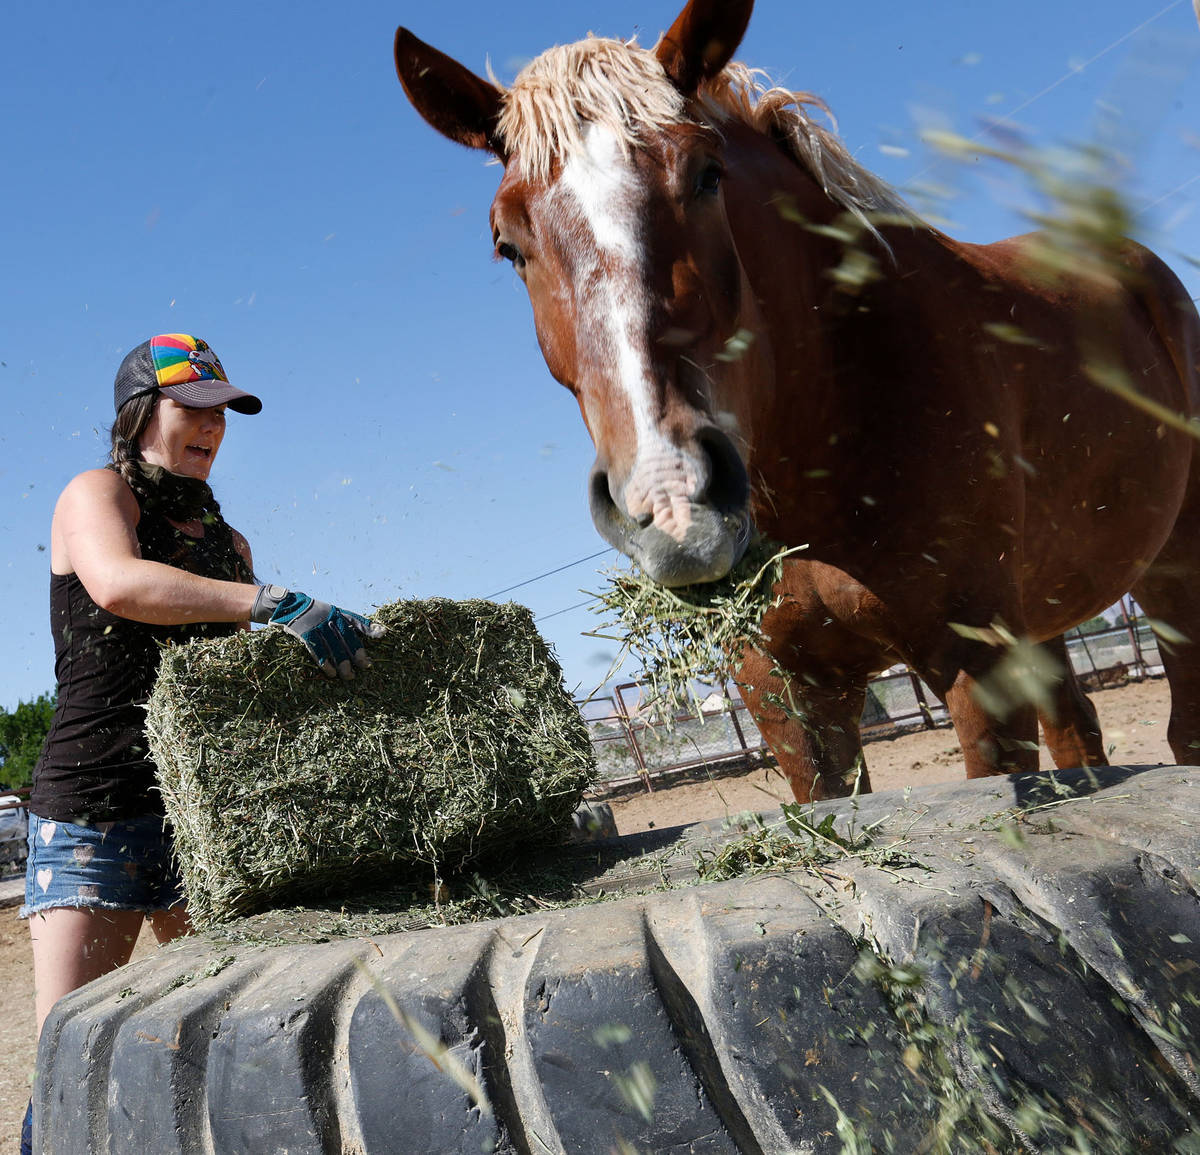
top-left (146, 598), bottom-right (596, 927)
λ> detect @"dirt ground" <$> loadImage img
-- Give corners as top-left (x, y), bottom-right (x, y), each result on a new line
top-left (605, 673), bottom-right (1177, 835)
top-left (0, 675), bottom-right (1176, 1153)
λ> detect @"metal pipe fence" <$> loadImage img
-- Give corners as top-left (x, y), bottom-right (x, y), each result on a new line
top-left (0, 789), bottom-right (29, 813)
top-left (579, 599), bottom-right (1164, 793)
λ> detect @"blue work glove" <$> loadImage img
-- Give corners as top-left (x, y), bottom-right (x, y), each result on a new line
top-left (251, 585), bottom-right (384, 680)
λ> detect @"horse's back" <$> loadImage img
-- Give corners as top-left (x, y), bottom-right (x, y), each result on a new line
top-left (958, 230), bottom-right (1200, 414)
top-left (1120, 237), bottom-right (1200, 415)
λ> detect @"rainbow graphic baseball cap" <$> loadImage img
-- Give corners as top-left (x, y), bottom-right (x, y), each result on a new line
top-left (113, 333), bottom-right (262, 415)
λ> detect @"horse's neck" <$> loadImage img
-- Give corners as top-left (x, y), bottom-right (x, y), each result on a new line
top-left (719, 131), bottom-right (861, 437)
top-left (716, 129), bottom-right (967, 534)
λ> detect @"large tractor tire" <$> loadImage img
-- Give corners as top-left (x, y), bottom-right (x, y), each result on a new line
top-left (33, 765), bottom-right (1200, 1152)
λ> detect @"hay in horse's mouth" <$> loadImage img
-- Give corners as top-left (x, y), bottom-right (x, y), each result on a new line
top-left (146, 598), bottom-right (597, 927)
top-left (588, 535), bottom-right (800, 720)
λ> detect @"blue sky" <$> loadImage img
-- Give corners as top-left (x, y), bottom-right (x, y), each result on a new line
top-left (3, 0), bottom-right (1198, 712)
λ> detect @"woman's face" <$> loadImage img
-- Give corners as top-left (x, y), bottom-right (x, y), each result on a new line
top-left (138, 396), bottom-right (227, 481)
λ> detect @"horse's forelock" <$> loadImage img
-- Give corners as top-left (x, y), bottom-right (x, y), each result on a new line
top-left (496, 37), bottom-right (912, 232)
top-left (497, 38), bottom-right (688, 180)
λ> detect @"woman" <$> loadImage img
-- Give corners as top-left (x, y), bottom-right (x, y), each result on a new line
top-left (19, 333), bottom-right (381, 1155)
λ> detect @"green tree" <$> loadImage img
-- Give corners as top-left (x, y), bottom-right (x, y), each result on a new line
top-left (0, 692), bottom-right (56, 790)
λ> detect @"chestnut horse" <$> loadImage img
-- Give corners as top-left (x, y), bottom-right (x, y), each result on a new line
top-left (395, 0), bottom-right (1200, 801)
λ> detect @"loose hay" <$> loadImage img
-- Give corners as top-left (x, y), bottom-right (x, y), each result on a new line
top-left (589, 536), bottom-right (800, 718)
top-left (146, 598), bottom-right (597, 927)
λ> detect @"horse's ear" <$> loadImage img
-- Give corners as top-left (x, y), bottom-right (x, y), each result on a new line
top-left (395, 27), bottom-right (506, 158)
top-left (656, 0), bottom-right (754, 95)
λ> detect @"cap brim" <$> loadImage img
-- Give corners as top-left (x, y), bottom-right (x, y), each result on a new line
top-left (158, 381), bottom-right (263, 415)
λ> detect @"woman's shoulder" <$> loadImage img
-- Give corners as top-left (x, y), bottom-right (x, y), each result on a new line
top-left (56, 468), bottom-right (139, 516)
top-left (231, 527), bottom-right (253, 571)
top-left (50, 468), bottom-right (143, 575)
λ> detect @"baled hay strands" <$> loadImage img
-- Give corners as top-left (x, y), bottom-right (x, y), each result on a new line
top-left (147, 598), bottom-right (596, 927)
top-left (589, 537), bottom-right (799, 717)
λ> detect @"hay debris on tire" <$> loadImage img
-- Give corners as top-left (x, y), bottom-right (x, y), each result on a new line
top-left (146, 598), bottom-right (596, 927)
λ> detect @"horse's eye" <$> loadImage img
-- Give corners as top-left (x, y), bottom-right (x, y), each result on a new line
top-left (696, 162), bottom-right (723, 197)
top-left (496, 240), bottom-right (524, 267)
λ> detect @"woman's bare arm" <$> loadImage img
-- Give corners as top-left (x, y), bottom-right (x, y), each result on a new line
top-left (52, 469), bottom-right (258, 626)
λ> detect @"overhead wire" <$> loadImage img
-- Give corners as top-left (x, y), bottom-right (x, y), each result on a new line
top-left (537, 599), bottom-right (597, 623)
top-left (910, 1), bottom-right (1193, 189)
top-left (1138, 172), bottom-right (1200, 218)
top-left (481, 548), bottom-right (615, 600)
top-left (988, 0), bottom-right (1186, 132)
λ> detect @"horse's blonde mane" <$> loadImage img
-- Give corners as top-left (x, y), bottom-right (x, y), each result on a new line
top-left (496, 36), bottom-right (913, 230)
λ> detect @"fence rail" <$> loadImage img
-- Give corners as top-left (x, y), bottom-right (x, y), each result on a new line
top-left (578, 600), bottom-right (1164, 794)
top-left (0, 788), bottom-right (29, 814)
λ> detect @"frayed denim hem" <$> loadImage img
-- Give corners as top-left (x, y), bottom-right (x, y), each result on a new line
top-left (19, 897), bottom-right (186, 919)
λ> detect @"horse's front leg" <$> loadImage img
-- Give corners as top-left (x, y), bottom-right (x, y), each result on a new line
top-left (1037, 633), bottom-right (1108, 768)
top-left (736, 645), bottom-right (873, 802)
top-left (914, 625), bottom-right (1041, 778)
top-left (942, 675), bottom-right (1039, 777)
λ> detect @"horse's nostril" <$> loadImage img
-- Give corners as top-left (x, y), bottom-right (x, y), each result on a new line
top-left (696, 426), bottom-right (750, 514)
top-left (590, 462), bottom-right (650, 527)
top-left (590, 465), bottom-right (613, 510)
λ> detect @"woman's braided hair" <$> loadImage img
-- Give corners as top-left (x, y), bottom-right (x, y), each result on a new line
top-left (108, 392), bottom-right (159, 500)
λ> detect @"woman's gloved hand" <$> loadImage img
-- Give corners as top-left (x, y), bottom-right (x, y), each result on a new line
top-left (251, 585), bottom-right (384, 679)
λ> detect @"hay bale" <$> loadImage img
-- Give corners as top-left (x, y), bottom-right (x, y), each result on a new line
top-left (146, 598), bottom-right (596, 927)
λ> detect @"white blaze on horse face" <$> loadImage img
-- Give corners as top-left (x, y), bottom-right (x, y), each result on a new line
top-left (558, 123), bottom-right (700, 544)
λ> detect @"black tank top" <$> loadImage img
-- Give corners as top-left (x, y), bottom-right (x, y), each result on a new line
top-left (31, 468), bottom-right (254, 822)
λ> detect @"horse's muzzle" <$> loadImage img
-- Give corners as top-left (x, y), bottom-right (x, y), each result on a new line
top-left (589, 426), bottom-right (752, 586)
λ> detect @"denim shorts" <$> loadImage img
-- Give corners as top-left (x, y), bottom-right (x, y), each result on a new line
top-left (20, 813), bottom-right (185, 918)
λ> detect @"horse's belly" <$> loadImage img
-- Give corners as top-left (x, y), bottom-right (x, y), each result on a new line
top-left (1020, 455), bottom-right (1190, 635)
